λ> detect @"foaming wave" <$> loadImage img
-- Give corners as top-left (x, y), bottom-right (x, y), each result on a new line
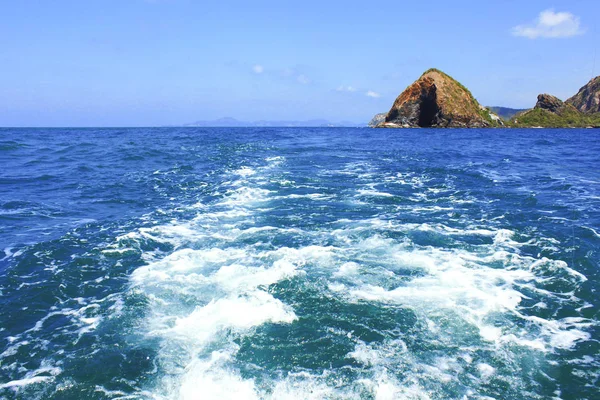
top-left (0, 362), bottom-right (61, 391)
top-left (324, 216), bottom-right (592, 397)
top-left (125, 156), bottom-right (333, 398)
top-left (118, 154), bottom-right (595, 399)
top-left (129, 237), bottom-right (345, 399)
top-left (337, 234), bottom-right (589, 353)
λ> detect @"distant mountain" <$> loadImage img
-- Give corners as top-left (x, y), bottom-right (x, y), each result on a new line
top-left (184, 117), bottom-right (246, 127)
top-left (184, 117), bottom-right (362, 127)
top-left (487, 107), bottom-right (528, 121)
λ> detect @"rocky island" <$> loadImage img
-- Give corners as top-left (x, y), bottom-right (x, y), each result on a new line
top-left (376, 69), bottom-right (501, 128)
top-left (374, 69), bottom-right (600, 128)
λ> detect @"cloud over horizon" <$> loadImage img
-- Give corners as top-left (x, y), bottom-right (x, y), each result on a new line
top-left (296, 74), bottom-right (311, 85)
top-left (336, 85), bottom-right (357, 92)
top-left (335, 86), bottom-right (381, 99)
top-left (512, 9), bottom-right (584, 39)
top-left (250, 64), bottom-right (311, 85)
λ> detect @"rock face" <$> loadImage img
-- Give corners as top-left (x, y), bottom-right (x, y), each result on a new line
top-left (566, 76), bottom-right (600, 114)
top-left (535, 94), bottom-right (566, 113)
top-left (379, 69), bottom-right (496, 128)
top-left (368, 113), bottom-right (387, 127)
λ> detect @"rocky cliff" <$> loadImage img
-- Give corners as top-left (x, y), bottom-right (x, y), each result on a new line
top-left (368, 113), bottom-right (387, 128)
top-left (378, 69), bottom-right (498, 128)
top-left (566, 76), bottom-right (600, 114)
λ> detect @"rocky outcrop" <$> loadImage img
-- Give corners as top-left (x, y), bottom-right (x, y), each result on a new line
top-left (368, 113), bottom-right (387, 128)
top-left (378, 69), bottom-right (498, 128)
top-left (566, 76), bottom-right (600, 114)
top-left (535, 94), bottom-right (566, 113)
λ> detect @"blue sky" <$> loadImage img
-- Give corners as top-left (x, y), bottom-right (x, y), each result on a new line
top-left (1, 0), bottom-right (599, 126)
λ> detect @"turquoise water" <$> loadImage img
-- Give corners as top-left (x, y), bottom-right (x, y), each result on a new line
top-left (0, 128), bottom-right (599, 399)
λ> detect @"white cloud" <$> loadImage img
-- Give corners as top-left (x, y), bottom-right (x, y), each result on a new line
top-left (366, 91), bottom-right (381, 98)
top-left (281, 68), bottom-right (295, 78)
top-left (336, 85), bottom-right (357, 92)
top-left (297, 74), bottom-right (311, 85)
top-left (250, 64), bottom-right (311, 84)
top-left (512, 9), bottom-right (583, 39)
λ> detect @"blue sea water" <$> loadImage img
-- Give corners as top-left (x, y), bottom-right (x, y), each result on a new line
top-left (0, 127), bottom-right (599, 399)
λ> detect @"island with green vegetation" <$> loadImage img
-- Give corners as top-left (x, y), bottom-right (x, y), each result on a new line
top-left (510, 76), bottom-right (600, 127)
top-left (373, 70), bottom-right (600, 128)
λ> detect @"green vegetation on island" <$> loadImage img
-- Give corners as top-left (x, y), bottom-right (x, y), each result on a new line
top-left (510, 92), bottom-right (600, 128)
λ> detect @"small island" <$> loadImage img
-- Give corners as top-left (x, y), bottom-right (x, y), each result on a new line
top-left (373, 69), bottom-right (600, 128)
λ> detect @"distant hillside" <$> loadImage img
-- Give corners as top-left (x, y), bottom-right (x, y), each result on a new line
top-left (487, 107), bottom-right (528, 121)
top-left (184, 118), bottom-right (361, 127)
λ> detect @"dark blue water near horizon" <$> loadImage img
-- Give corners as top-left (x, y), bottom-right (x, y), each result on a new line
top-left (0, 127), bottom-right (599, 399)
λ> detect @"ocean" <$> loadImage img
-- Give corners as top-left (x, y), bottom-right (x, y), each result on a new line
top-left (0, 127), bottom-right (599, 399)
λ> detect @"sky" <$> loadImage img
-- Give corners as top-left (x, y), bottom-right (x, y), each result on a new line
top-left (1, 0), bottom-right (599, 126)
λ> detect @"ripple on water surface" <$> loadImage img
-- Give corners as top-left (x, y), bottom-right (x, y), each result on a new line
top-left (115, 156), bottom-right (594, 399)
top-left (0, 128), bottom-right (598, 399)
